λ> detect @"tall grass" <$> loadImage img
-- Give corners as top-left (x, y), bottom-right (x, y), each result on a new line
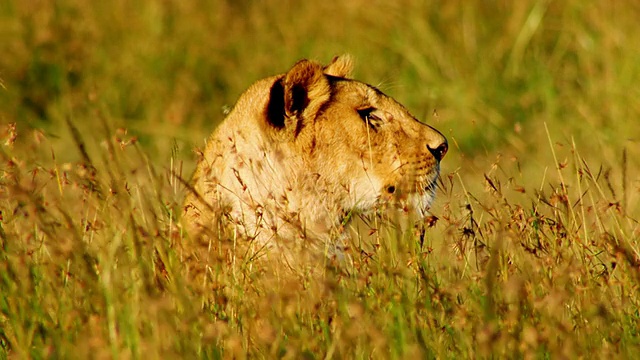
top-left (1, 0), bottom-right (639, 358)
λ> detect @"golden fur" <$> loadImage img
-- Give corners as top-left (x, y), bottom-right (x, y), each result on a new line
top-left (182, 56), bottom-right (447, 264)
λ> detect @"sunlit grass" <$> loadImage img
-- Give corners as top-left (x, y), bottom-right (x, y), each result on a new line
top-left (1, 0), bottom-right (639, 358)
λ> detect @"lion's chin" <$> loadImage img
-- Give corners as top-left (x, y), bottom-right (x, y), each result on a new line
top-left (413, 173), bottom-right (440, 217)
top-left (381, 188), bottom-right (435, 218)
top-left (407, 191), bottom-right (436, 218)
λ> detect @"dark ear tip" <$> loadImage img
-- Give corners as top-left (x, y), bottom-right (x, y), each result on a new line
top-left (288, 83), bottom-right (308, 116)
top-left (266, 79), bottom-right (286, 128)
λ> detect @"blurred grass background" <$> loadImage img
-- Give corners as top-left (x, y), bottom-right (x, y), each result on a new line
top-left (1, 0), bottom-right (640, 358)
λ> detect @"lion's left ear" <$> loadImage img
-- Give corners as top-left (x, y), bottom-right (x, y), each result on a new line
top-left (282, 59), bottom-right (331, 123)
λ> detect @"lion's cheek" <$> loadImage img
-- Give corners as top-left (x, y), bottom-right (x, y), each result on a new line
top-left (346, 175), bottom-right (384, 211)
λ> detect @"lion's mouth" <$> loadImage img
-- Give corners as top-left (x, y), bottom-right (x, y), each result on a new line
top-left (424, 175), bottom-right (439, 193)
top-left (378, 166), bottom-right (440, 216)
top-left (415, 171), bottom-right (440, 216)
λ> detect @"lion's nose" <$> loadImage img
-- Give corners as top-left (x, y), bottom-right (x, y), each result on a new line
top-left (427, 138), bottom-right (448, 162)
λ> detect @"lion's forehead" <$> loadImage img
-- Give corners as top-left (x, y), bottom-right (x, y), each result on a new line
top-left (331, 80), bottom-right (388, 104)
top-left (330, 81), bottom-right (414, 120)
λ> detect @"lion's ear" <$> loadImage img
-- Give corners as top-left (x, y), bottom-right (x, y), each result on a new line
top-left (282, 59), bottom-right (331, 122)
top-left (323, 55), bottom-right (354, 78)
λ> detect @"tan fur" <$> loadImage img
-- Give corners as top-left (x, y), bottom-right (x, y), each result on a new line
top-left (182, 56), bottom-right (447, 265)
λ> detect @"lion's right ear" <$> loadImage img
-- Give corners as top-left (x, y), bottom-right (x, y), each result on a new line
top-left (323, 54), bottom-right (354, 78)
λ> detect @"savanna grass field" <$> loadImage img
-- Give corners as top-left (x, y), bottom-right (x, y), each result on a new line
top-left (1, 1), bottom-right (640, 358)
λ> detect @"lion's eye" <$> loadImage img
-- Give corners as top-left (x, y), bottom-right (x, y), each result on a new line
top-left (357, 107), bottom-right (383, 130)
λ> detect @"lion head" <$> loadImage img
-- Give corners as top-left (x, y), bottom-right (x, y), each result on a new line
top-left (183, 55), bottom-right (447, 261)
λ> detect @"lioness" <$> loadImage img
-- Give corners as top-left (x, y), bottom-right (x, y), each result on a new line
top-left (183, 55), bottom-right (447, 265)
